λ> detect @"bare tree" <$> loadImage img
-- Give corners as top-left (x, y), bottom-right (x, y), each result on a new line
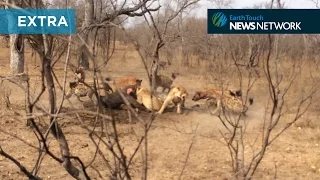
top-left (78, 0), bottom-right (93, 69)
top-left (209, 0), bottom-right (234, 8)
top-left (5, 0), bottom-right (25, 74)
top-left (77, 0), bottom-right (161, 70)
top-left (140, 0), bottom-right (199, 92)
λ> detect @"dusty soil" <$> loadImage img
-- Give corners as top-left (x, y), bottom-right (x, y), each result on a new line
top-left (0, 42), bottom-right (320, 180)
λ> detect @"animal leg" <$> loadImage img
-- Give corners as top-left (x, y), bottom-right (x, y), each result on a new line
top-left (76, 96), bottom-right (84, 102)
top-left (177, 103), bottom-right (182, 114)
top-left (242, 105), bottom-right (249, 116)
top-left (89, 92), bottom-right (99, 106)
top-left (206, 99), bottom-right (221, 115)
top-left (181, 96), bottom-right (186, 108)
top-left (162, 87), bottom-right (166, 93)
top-left (157, 97), bottom-right (172, 114)
top-left (65, 89), bottom-right (73, 99)
top-left (87, 89), bottom-right (94, 99)
top-left (126, 95), bottom-right (147, 112)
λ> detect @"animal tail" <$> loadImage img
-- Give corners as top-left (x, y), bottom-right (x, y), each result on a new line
top-left (249, 97), bottom-right (254, 105)
top-left (171, 73), bottom-right (177, 80)
top-left (105, 77), bottom-right (112, 81)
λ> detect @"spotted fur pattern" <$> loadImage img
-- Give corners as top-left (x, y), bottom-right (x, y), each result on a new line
top-left (192, 88), bottom-right (253, 116)
top-left (153, 73), bottom-right (178, 93)
top-left (65, 81), bottom-right (112, 102)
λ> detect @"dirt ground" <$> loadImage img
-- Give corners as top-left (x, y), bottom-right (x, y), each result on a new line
top-left (0, 41), bottom-right (320, 180)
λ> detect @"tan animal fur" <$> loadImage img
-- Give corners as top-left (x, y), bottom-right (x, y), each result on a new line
top-left (136, 87), bottom-right (163, 111)
top-left (157, 86), bottom-right (188, 114)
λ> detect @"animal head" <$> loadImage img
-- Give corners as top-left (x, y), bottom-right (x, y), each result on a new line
top-left (105, 77), bottom-right (112, 82)
top-left (136, 79), bottom-right (142, 87)
top-left (159, 61), bottom-right (168, 70)
top-left (171, 73), bottom-right (179, 80)
top-left (127, 88), bottom-right (133, 95)
top-left (176, 86), bottom-right (187, 96)
top-left (228, 89), bottom-right (242, 97)
top-left (75, 66), bottom-right (84, 73)
top-left (103, 81), bottom-right (113, 94)
top-left (123, 85), bottom-right (138, 99)
top-left (74, 67), bottom-right (85, 82)
top-left (192, 91), bottom-right (208, 101)
top-left (69, 81), bottom-right (78, 89)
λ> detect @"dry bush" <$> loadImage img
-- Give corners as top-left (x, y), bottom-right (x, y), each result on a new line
top-left (0, 81), bottom-right (11, 109)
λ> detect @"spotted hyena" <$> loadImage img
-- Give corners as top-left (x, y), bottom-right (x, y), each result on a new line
top-left (192, 88), bottom-right (253, 116)
top-left (65, 80), bottom-right (113, 104)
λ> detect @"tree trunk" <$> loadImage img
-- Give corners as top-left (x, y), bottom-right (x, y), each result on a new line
top-left (78, 0), bottom-right (94, 69)
top-left (41, 34), bottom-right (88, 180)
top-left (9, 34), bottom-right (25, 74)
top-left (150, 41), bottom-right (161, 93)
top-left (6, 0), bottom-right (25, 74)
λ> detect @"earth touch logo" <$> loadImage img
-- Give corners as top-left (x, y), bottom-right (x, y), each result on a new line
top-left (207, 9), bottom-right (320, 34)
top-left (211, 12), bottom-right (227, 27)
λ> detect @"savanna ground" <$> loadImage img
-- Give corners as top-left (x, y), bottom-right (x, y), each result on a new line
top-left (0, 39), bottom-right (320, 180)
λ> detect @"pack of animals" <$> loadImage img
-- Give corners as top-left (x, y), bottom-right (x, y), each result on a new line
top-left (65, 67), bottom-right (254, 116)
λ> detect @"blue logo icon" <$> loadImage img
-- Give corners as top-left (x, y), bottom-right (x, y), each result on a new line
top-left (212, 12), bottom-right (227, 27)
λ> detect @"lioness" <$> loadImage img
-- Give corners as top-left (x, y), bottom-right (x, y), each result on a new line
top-left (156, 86), bottom-right (188, 114)
top-left (136, 87), bottom-right (163, 111)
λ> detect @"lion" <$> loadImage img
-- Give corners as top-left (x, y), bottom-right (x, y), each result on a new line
top-left (192, 88), bottom-right (253, 116)
top-left (136, 87), bottom-right (163, 111)
top-left (156, 86), bottom-right (188, 114)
